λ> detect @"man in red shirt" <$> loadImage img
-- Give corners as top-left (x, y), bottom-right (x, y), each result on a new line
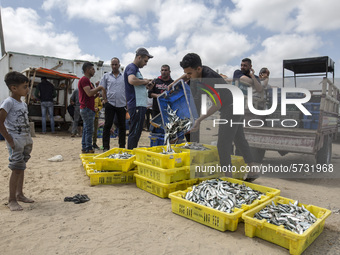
top-left (78, 62), bottom-right (105, 153)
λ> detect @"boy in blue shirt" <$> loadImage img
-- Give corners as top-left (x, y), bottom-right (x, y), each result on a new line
top-left (0, 71), bottom-right (34, 211)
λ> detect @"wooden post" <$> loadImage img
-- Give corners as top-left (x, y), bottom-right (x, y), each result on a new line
top-left (27, 69), bottom-right (36, 105)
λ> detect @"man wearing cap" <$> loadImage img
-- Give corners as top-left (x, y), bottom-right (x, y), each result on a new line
top-left (124, 47), bottom-right (153, 149)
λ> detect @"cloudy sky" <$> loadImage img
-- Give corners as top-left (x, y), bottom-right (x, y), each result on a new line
top-left (1, 0), bottom-right (340, 79)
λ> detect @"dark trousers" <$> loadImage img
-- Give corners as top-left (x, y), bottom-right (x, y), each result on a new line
top-left (128, 107), bottom-right (146, 149)
top-left (218, 107), bottom-right (253, 168)
top-left (145, 108), bottom-right (152, 130)
top-left (103, 103), bottom-right (126, 149)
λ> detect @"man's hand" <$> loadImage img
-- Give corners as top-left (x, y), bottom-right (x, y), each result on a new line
top-left (190, 119), bottom-right (201, 133)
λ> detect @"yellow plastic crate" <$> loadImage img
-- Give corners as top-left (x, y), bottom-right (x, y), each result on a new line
top-left (133, 146), bottom-right (190, 169)
top-left (169, 177), bottom-right (280, 231)
top-left (135, 161), bottom-right (190, 184)
top-left (88, 169), bottom-right (137, 186)
top-left (85, 163), bottom-right (96, 176)
top-left (94, 148), bottom-right (136, 172)
top-left (189, 161), bottom-right (226, 179)
top-left (135, 173), bottom-right (197, 198)
top-left (189, 156), bottom-right (247, 179)
top-left (242, 196), bottom-right (332, 255)
top-left (173, 143), bottom-right (219, 165)
top-left (80, 153), bottom-right (99, 167)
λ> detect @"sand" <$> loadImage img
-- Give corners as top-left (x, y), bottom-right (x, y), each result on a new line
top-left (0, 130), bottom-right (339, 255)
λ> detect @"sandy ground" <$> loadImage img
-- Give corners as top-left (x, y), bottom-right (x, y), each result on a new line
top-left (0, 129), bottom-right (339, 255)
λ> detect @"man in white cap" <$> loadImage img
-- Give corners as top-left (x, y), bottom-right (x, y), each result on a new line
top-left (124, 47), bottom-right (153, 149)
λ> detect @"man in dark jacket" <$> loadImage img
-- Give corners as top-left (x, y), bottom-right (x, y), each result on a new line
top-left (34, 77), bottom-right (56, 134)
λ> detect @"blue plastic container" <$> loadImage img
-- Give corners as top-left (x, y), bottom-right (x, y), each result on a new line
top-left (149, 133), bottom-right (165, 147)
top-left (157, 79), bottom-right (198, 140)
top-left (302, 119), bottom-right (312, 129)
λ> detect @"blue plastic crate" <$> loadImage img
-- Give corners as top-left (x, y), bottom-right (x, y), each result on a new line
top-left (302, 110), bottom-right (319, 120)
top-left (149, 134), bottom-right (165, 147)
top-left (157, 80), bottom-right (198, 140)
top-left (311, 121), bottom-right (319, 130)
top-left (302, 119), bottom-right (312, 129)
top-left (304, 103), bottom-right (320, 112)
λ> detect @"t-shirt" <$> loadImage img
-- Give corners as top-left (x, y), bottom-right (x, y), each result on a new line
top-left (35, 80), bottom-right (56, 102)
top-left (0, 97), bottom-right (30, 137)
top-left (148, 76), bottom-right (174, 114)
top-left (124, 63), bottom-right (147, 109)
top-left (78, 76), bottom-right (95, 111)
top-left (233, 70), bottom-right (260, 95)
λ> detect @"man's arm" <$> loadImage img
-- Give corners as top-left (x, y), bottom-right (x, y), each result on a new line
top-left (190, 94), bottom-right (221, 132)
top-left (0, 109), bottom-right (14, 149)
top-left (83, 85), bottom-right (105, 97)
top-left (168, 73), bottom-right (188, 90)
top-left (128, 74), bottom-right (150, 86)
top-left (239, 69), bottom-right (262, 92)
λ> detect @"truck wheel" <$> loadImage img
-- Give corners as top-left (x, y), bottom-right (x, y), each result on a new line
top-left (316, 135), bottom-right (332, 165)
top-left (250, 148), bottom-right (265, 163)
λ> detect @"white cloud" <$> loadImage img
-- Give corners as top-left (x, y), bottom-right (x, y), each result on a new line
top-left (227, 0), bottom-right (298, 32)
top-left (2, 7), bottom-right (97, 61)
top-left (249, 34), bottom-right (321, 77)
top-left (295, 0), bottom-right (340, 32)
top-left (124, 31), bottom-right (150, 49)
top-left (154, 0), bottom-right (212, 40)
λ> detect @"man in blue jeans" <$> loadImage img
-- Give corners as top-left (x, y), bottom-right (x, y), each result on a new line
top-left (78, 62), bottom-right (105, 153)
top-left (34, 77), bottom-right (56, 133)
top-left (124, 48), bottom-right (153, 149)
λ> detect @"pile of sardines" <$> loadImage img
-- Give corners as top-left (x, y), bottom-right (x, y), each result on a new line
top-left (179, 142), bottom-right (210, 151)
top-left (184, 179), bottom-right (263, 213)
top-left (254, 200), bottom-right (317, 234)
top-left (105, 152), bottom-right (134, 159)
top-left (164, 105), bottom-right (191, 153)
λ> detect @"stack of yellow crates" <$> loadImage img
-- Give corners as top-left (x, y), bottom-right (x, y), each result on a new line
top-left (80, 148), bottom-right (137, 186)
top-left (133, 145), bottom-right (197, 198)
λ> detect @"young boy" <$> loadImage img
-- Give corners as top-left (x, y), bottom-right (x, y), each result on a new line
top-left (0, 71), bottom-right (34, 211)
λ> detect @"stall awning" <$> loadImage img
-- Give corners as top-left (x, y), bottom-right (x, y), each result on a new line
top-left (22, 67), bottom-right (79, 80)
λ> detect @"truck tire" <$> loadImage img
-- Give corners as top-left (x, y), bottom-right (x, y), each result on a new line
top-left (316, 135), bottom-right (332, 165)
top-left (250, 147), bottom-right (265, 163)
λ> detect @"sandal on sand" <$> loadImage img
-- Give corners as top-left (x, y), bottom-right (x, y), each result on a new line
top-left (64, 194), bottom-right (90, 204)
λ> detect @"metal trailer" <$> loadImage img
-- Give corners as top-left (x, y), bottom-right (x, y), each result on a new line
top-left (243, 56), bottom-right (339, 165)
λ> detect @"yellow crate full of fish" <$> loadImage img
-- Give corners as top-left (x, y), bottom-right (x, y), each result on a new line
top-left (135, 161), bottom-right (190, 184)
top-left (93, 148), bottom-right (136, 172)
top-left (135, 173), bottom-right (198, 198)
top-left (173, 142), bottom-right (219, 165)
top-left (169, 178), bottom-right (280, 232)
top-left (242, 196), bottom-right (331, 255)
top-left (133, 146), bottom-right (190, 169)
top-left (88, 169), bottom-right (137, 186)
top-left (189, 156), bottom-right (247, 179)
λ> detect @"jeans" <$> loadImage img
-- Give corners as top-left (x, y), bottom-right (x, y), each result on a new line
top-left (127, 107), bottom-right (146, 149)
top-left (93, 116), bottom-right (99, 145)
top-left (218, 107), bottom-right (253, 168)
top-left (41, 101), bottom-right (55, 133)
top-left (80, 108), bottom-right (95, 151)
top-left (103, 103), bottom-right (126, 149)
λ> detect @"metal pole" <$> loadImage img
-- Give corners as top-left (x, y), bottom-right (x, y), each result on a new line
top-left (0, 8), bottom-right (6, 57)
